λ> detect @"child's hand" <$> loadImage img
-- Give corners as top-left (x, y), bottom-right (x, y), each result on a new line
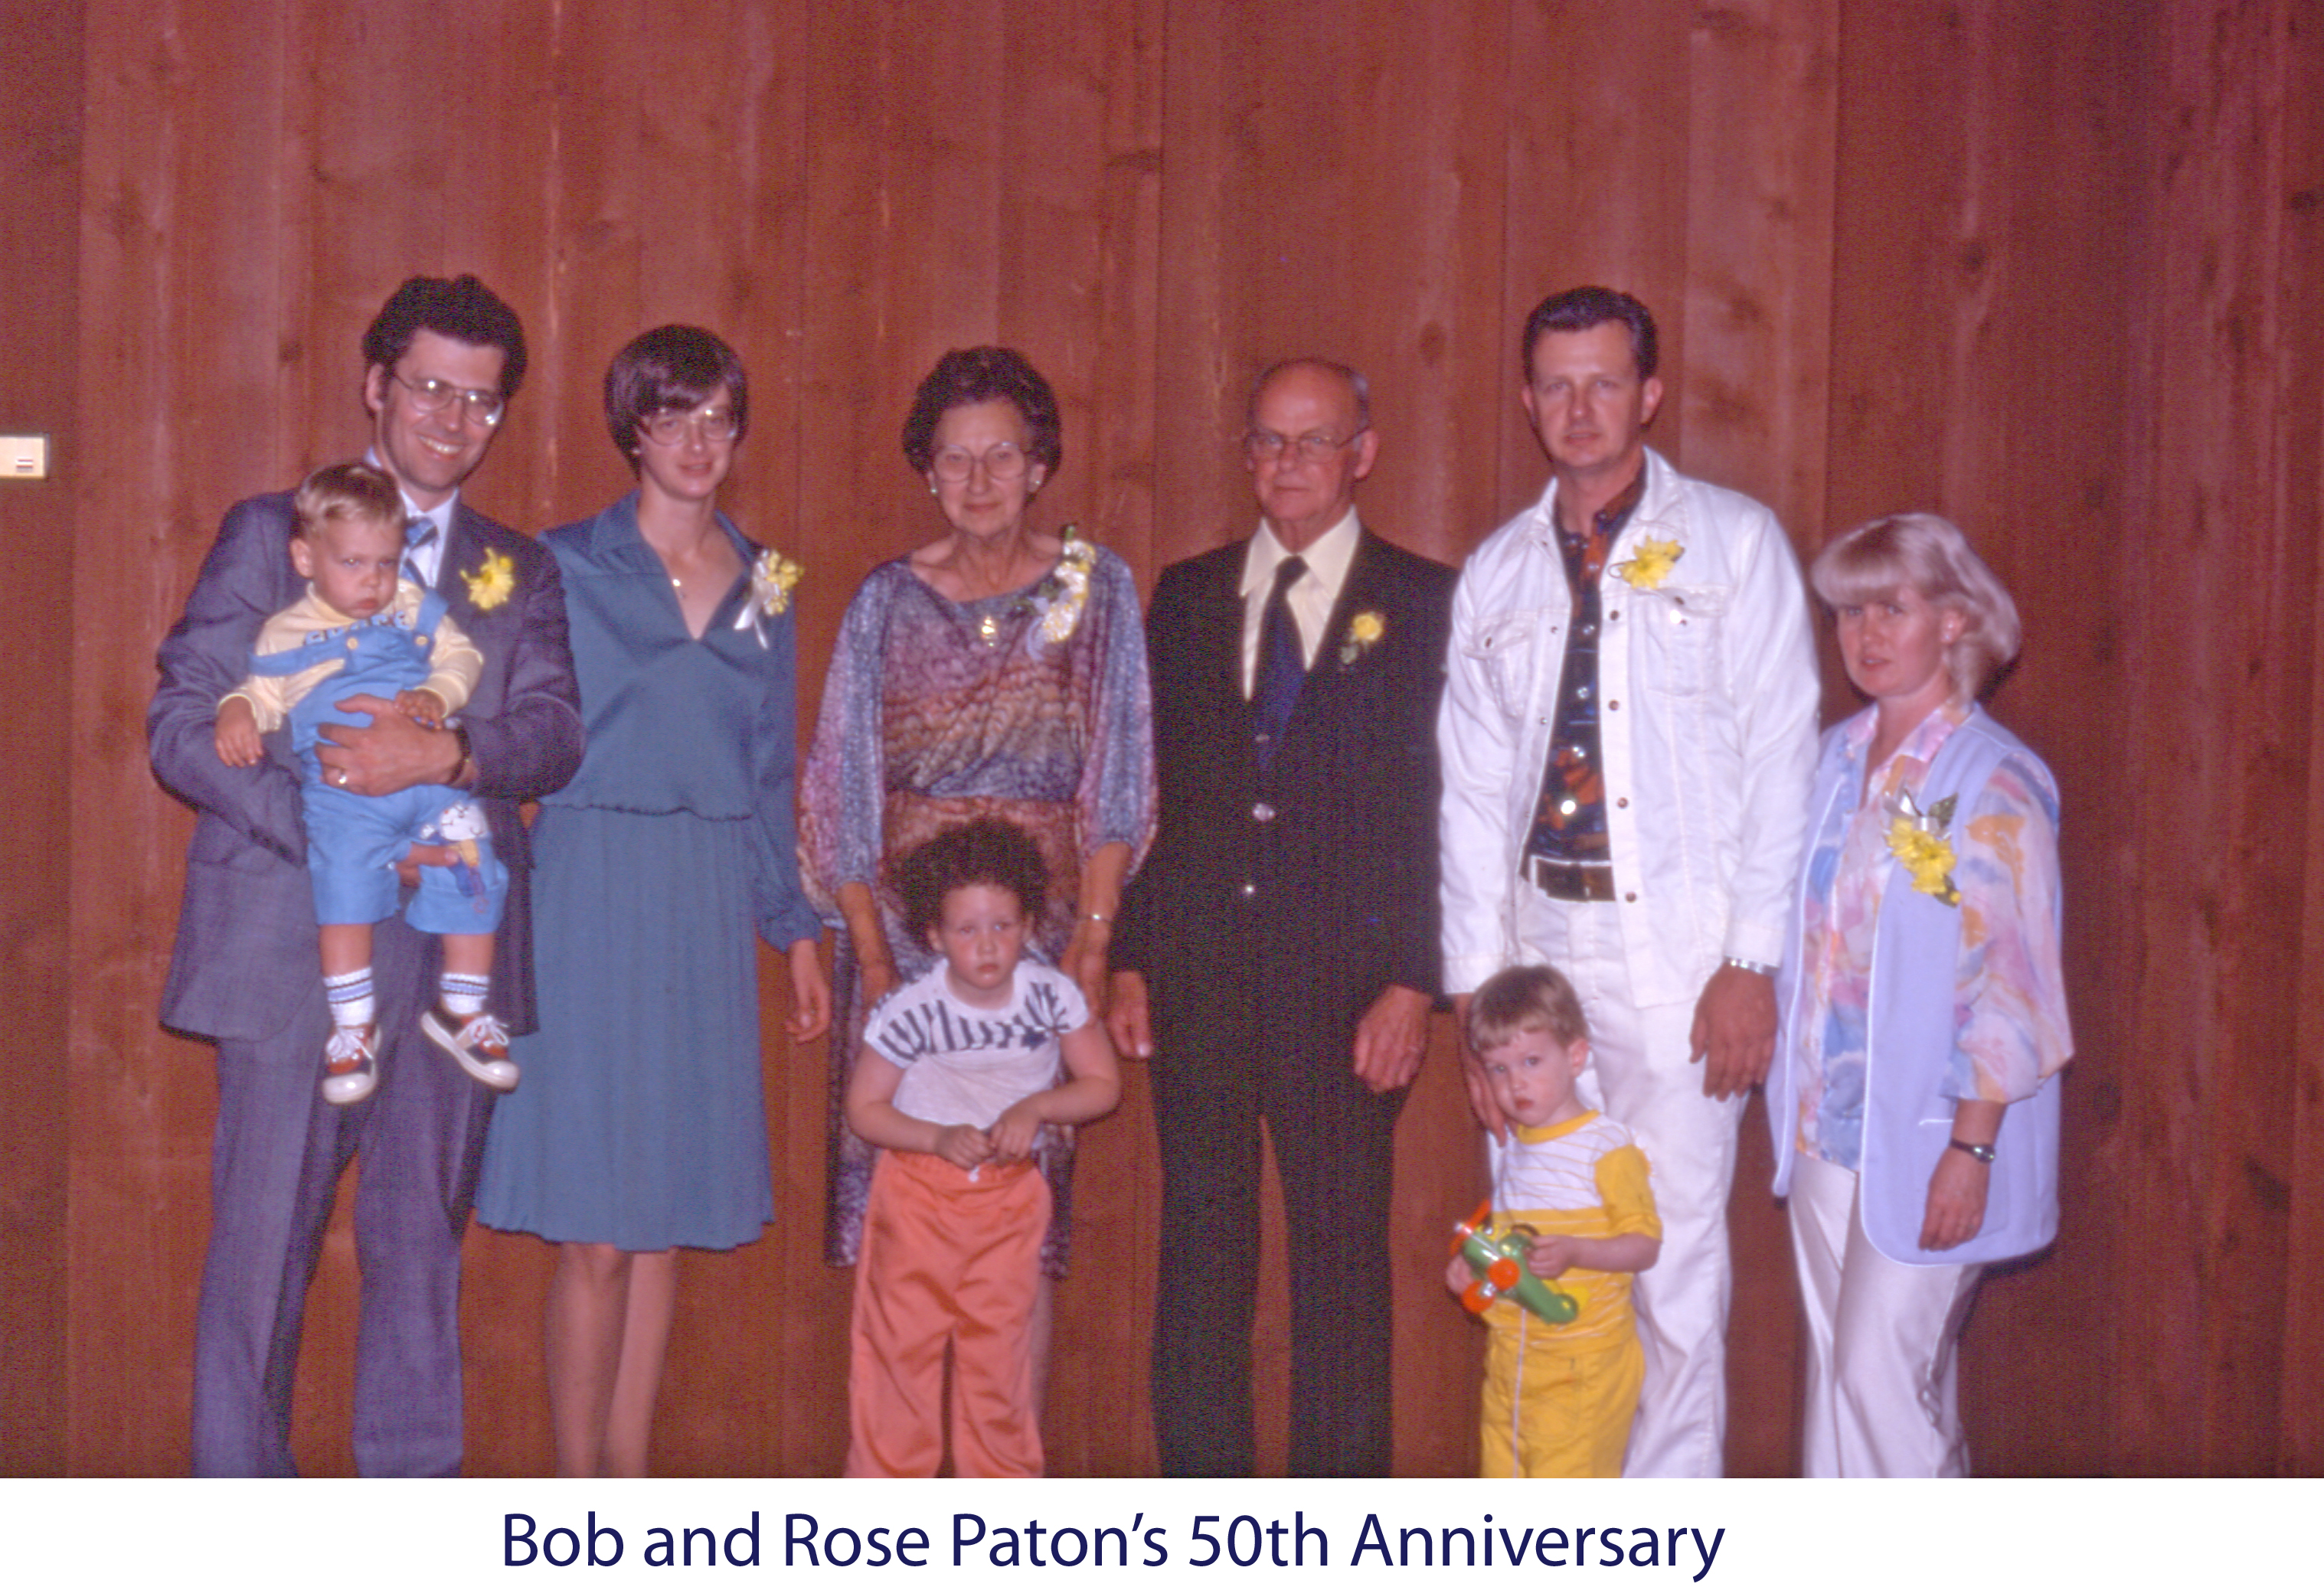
top-left (986, 1099), bottom-right (1047, 1162)
top-left (930, 1123), bottom-right (992, 1172)
top-left (1524, 1234), bottom-right (1580, 1279)
top-left (397, 844), bottom-right (457, 883)
top-left (1444, 1252), bottom-right (1475, 1297)
top-left (396, 688), bottom-right (449, 728)
top-left (214, 698), bottom-right (265, 767)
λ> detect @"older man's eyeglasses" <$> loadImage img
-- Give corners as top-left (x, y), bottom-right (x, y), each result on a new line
top-left (391, 373), bottom-right (506, 429)
top-left (930, 442), bottom-right (1029, 483)
top-left (640, 405), bottom-right (740, 446)
top-left (1244, 427), bottom-right (1366, 464)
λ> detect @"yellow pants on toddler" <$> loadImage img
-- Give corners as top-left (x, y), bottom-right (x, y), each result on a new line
top-left (1478, 1318), bottom-right (1643, 1478)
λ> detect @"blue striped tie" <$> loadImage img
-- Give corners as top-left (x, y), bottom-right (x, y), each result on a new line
top-left (404, 513), bottom-right (437, 587)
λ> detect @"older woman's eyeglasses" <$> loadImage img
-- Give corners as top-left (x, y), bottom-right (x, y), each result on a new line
top-left (391, 373), bottom-right (505, 429)
top-left (930, 442), bottom-right (1028, 482)
top-left (640, 405), bottom-right (740, 445)
top-left (1244, 427), bottom-right (1365, 463)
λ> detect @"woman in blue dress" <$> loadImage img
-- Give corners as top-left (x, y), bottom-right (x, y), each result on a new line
top-left (476, 325), bottom-right (829, 1476)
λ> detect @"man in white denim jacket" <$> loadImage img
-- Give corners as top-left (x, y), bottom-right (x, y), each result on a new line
top-left (1439, 286), bottom-right (1819, 1476)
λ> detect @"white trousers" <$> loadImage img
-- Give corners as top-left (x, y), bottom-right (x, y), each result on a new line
top-left (1786, 1150), bottom-right (1982, 1477)
top-left (1512, 890), bottom-right (1744, 1478)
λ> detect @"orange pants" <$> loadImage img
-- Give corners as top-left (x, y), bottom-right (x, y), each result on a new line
top-left (845, 1149), bottom-right (1049, 1478)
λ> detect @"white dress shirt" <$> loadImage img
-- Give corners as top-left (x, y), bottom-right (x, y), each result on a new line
top-left (364, 448), bottom-right (456, 588)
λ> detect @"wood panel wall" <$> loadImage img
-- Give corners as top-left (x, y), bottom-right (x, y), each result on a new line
top-left (8, 0), bottom-right (2322, 1477)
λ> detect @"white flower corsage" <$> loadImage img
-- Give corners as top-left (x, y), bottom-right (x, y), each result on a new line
top-left (732, 548), bottom-right (803, 648)
top-left (1613, 537), bottom-right (1684, 590)
top-left (1028, 527), bottom-right (1097, 648)
top-left (1884, 788), bottom-right (1961, 906)
top-left (1338, 609), bottom-right (1385, 665)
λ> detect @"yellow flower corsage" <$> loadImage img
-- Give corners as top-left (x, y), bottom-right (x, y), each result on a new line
top-left (1032, 528), bottom-right (1097, 646)
top-left (734, 548), bottom-right (804, 648)
top-left (1884, 789), bottom-right (1961, 906)
top-left (462, 550), bottom-right (516, 612)
top-left (1339, 609), bottom-right (1386, 665)
top-left (1613, 537), bottom-right (1684, 590)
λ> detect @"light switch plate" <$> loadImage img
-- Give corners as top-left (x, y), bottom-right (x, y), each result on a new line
top-left (2, 435), bottom-right (49, 480)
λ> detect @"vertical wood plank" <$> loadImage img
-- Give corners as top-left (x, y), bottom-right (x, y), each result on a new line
top-left (0, 0), bottom-right (83, 1478)
top-left (2276, 0), bottom-right (2324, 1476)
top-left (70, 0), bottom-right (302, 1476)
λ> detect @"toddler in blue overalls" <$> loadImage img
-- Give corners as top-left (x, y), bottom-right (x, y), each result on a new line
top-left (214, 462), bottom-right (513, 1105)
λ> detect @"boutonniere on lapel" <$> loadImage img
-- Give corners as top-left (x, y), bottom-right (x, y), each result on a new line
top-left (463, 550), bottom-right (516, 612)
top-left (1884, 789), bottom-right (1961, 906)
top-left (1338, 609), bottom-right (1386, 666)
top-left (733, 547), bottom-right (804, 648)
top-left (1613, 537), bottom-right (1685, 591)
top-left (1028, 526), bottom-right (1097, 647)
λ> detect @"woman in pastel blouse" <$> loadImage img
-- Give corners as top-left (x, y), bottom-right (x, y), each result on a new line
top-left (802, 346), bottom-right (1155, 1354)
top-left (476, 325), bottom-right (830, 1475)
top-left (1766, 512), bottom-right (2072, 1478)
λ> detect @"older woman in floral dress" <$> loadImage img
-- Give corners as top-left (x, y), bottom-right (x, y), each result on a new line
top-left (803, 348), bottom-right (1155, 1321)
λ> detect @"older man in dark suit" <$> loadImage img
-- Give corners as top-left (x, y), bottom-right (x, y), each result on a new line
top-left (149, 275), bottom-right (583, 1477)
top-left (1110, 358), bottom-right (1455, 1477)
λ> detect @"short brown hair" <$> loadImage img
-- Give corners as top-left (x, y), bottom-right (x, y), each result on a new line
top-left (897, 818), bottom-right (1051, 944)
top-left (900, 347), bottom-right (1062, 475)
top-left (1466, 964), bottom-right (1590, 1053)
top-left (293, 461), bottom-right (403, 540)
top-left (604, 324), bottom-right (749, 464)
top-left (361, 274), bottom-right (528, 400)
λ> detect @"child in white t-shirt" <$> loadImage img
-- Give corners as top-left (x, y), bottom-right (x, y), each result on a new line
top-left (842, 818), bottom-right (1120, 1478)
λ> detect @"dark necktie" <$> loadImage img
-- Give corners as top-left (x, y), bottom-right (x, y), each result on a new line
top-left (404, 514), bottom-right (438, 587)
top-left (1253, 555), bottom-right (1309, 770)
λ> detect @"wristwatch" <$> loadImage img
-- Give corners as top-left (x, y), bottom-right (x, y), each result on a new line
top-left (1947, 1138), bottom-right (1996, 1164)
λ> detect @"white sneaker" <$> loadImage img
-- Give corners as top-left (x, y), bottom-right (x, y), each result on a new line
top-left (320, 1023), bottom-right (381, 1106)
top-left (420, 1006), bottom-right (520, 1092)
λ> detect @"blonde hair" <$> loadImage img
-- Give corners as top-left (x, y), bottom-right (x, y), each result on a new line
top-left (1811, 512), bottom-right (2022, 699)
top-left (293, 461), bottom-right (404, 540)
top-left (1466, 964), bottom-right (1589, 1054)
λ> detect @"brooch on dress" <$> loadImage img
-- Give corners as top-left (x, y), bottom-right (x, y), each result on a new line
top-left (1884, 788), bottom-right (1961, 906)
top-left (734, 548), bottom-right (804, 648)
top-left (979, 526), bottom-right (1097, 651)
top-left (1031, 527), bottom-right (1097, 646)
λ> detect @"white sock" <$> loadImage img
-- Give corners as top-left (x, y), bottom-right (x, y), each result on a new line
top-left (440, 971), bottom-right (489, 1017)
top-left (325, 968), bottom-right (375, 1028)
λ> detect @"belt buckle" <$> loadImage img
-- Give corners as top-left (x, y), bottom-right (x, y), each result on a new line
top-left (1528, 854), bottom-right (1611, 903)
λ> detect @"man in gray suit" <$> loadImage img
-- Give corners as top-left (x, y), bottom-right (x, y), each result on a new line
top-left (149, 275), bottom-right (584, 1476)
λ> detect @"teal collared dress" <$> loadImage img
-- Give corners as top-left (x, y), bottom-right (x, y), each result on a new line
top-left (477, 495), bottom-right (821, 1251)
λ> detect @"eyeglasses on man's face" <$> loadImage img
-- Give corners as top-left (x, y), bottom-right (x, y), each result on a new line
top-left (1244, 427), bottom-right (1366, 464)
top-left (391, 372), bottom-right (506, 429)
